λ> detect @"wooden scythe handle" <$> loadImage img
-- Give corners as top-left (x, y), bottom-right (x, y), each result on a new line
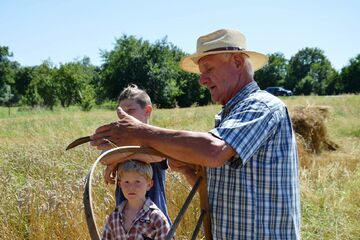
top-left (196, 166), bottom-right (212, 239)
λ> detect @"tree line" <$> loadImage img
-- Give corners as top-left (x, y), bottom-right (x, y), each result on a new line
top-left (1, 35), bottom-right (359, 111)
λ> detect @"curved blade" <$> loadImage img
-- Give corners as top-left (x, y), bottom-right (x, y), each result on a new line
top-left (66, 136), bottom-right (91, 150)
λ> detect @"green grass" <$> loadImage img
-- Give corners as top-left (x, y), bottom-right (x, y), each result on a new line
top-left (1, 95), bottom-right (359, 239)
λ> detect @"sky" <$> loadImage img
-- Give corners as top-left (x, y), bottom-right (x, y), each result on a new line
top-left (1, 0), bottom-right (359, 71)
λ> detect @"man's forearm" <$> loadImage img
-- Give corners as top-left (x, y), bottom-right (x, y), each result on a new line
top-left (139, 125), bottom-right (235, 167)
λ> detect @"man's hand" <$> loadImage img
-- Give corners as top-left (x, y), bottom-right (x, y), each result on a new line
top-left (169, 159), bottom-right (197, 186)
top-left (90, 107), bottom-right (145, 150)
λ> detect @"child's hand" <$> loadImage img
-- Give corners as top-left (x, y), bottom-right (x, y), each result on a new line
top-left (103, 163), bottom-right (117, 185)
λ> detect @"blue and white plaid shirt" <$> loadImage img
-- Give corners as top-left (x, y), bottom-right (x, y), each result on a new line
top-left (208, 82), bottom-right (300, 239)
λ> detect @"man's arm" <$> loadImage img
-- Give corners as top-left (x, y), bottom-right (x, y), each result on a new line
top-left (91, 107), bottom-right (236, 168)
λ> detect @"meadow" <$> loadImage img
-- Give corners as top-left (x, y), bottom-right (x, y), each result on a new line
top-left (0, 95), bottom-right (359, 239)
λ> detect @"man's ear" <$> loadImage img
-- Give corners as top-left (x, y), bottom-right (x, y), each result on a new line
top-left (233, 53), bottom-right (245, 69)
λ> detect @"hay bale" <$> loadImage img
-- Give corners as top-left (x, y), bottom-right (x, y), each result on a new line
top-left (295, 133), bottom-right (312, 168)
top-left (291, 105), bottom-right (339, 154)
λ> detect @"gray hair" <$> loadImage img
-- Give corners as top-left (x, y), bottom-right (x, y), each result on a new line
top-left (222, 53), bottom-right (254, 78)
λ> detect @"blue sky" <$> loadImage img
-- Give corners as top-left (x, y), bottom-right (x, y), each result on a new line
top-left (1, 0), bottom-right (359, 70)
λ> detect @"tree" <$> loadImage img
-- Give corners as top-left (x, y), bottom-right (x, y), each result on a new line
top-left (323, 70), bottom-right (340, 95)
top-left (294, 75), bottom-right (315, 95)
top-left (175, 70), bottom-right (210, 107)
top-left (23, 60), bottom-right (58, 109)
top-left (99, 35), bottom-right (151, 101)
top-left (99, 35), bottom-right (204, 108)
top-left (286, 47), bottom-right (335, 95)
top-left (21, 84), bottom-right (42, 107)
top-left (0, 84), bottom-right (14, 115)
top-left (0, 46), bottom-right (14, 88)
top-left (14, 66), bottom-right (34, 98)
top-left (340, 54), bottom-right (360, 93)
top-left (254, 52), bottom-right (288, 89)
top-left (0, 46), bottom-right (20, 104)
top-left (55, 57), bottom-right (97, 107)
top-left (79, 84), bottom-right (96, 111)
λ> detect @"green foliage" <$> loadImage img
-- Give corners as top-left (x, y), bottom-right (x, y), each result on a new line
top-left (55, 58), bottom-right (96, 107)
top-left (147, 62), bottom-right (180, 108)
top-left (99, 35), bottom-right (203, 108)
top-left (0, 46), bottom-right (15, 86)
top-left (14, 66), bottom-right (34, 99)
top-left (340, 54), bottom-right (360, 93)
top-left (286, 47), bottom-right (336, 95)
top-left (29, 60), bottom-right (58, 109)
top-left (79, 84), bottom-right (96, 111)
top-left (294, 75), bottom-right (315, 95)
top-left (255, 52), bottom-right (288, 89)
top-left (21, 84), bottom-right (43, 107)
top-left (95, 100), bottom-right (117, 110)
top-left (0, 46), bottom-right (21, 104)
top-left (0, 84), bottom-right (14, 104)
top-left (323, 70), bottom-right (341, 95)
top-left (99, 35), bottom-right (150, 100)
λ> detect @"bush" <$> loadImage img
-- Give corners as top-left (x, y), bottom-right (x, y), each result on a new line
top-left (80, 85), bottom-right (96, 112)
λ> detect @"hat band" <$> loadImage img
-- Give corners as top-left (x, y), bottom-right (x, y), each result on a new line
top-left (204, 47), bottom-right (245, 53)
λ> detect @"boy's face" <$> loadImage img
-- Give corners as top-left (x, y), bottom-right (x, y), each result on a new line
top-left (118, 171), bottom-right (153, 201)
top-left (118, 99), bottom-right (151, 123)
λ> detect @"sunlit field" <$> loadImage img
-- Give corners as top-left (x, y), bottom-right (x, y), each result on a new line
top-left (1, 95), bottom-right (359, 239)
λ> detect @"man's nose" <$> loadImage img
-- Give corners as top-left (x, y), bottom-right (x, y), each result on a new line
top-left (199, 74), bottom-right (209, 85)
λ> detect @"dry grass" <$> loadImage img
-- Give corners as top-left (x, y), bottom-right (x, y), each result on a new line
top-left (0, 95), bottom-right (359, 239)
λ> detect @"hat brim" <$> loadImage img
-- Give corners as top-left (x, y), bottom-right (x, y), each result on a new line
top-left (180, 50), bottom-right (268, 74)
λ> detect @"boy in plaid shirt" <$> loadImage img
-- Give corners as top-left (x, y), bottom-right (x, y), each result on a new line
top-left (102, 160), bottom-right (171, 240)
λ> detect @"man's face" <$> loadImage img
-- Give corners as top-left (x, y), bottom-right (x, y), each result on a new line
top-left (198, 54), bottom-right (241, 105)
top-left (119, 171), bottom-right (153, 201)
top-left (119, 99), bottom-right (150, 123)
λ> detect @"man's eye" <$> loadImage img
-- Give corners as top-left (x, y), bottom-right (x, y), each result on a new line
top-left (206, 68), bottom-right (213, 74)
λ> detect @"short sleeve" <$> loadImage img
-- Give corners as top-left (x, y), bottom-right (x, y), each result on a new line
top-left (210, 100), bottom-right (278, 164)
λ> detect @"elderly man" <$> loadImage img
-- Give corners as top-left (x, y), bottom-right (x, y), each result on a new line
top-left (91, 29), bottom-right (300, 239)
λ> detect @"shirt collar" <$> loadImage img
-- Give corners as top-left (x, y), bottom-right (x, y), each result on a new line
top-left (116, 198), bottom-right (157, 213)
top-left (224, 81), bottom-right (260, 110)
top-left (142, 198), bottom-right (157, 211)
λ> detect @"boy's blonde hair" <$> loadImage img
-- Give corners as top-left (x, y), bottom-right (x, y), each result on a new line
top-left (117, 160), bottom-right (153, 180)
top-left (117, 84), bottom-right (152, 109)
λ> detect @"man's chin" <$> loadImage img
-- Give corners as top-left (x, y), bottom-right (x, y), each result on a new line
top-left (211, 96), bottom-right (221, 105)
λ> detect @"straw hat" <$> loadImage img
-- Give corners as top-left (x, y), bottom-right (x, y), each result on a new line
top-left (180, 29), bottom-right (268, 74)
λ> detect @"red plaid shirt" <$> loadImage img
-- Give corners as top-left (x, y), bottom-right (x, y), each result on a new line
top-left (102, 198), bottom-right (171, 240)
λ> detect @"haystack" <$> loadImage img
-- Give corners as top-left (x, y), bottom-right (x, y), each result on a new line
top-left (291, 105), bottom-right (339, 154)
